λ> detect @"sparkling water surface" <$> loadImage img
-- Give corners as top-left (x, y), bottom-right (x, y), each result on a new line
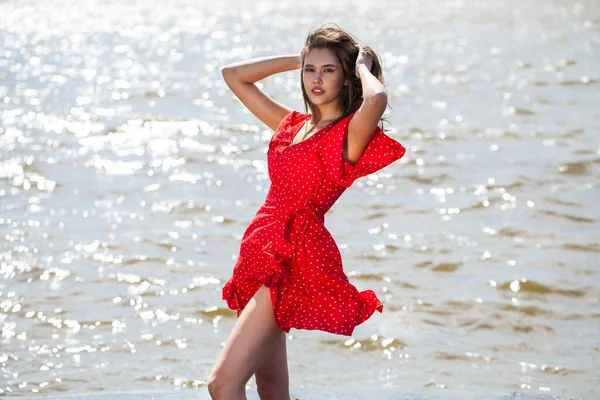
top-left (1, 0), bottom-right (598, 398)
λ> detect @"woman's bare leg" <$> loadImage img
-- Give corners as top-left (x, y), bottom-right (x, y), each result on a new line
top-left (255, 331), bottom-right (290, 400)
top-left (208, 285), bottom-right (284, 400)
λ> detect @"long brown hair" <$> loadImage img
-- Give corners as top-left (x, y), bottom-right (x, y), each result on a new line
top-left (300, 23), bottom-right (385, 126)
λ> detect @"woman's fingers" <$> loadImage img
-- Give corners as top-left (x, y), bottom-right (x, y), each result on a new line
top-left (355, 44), bottom-right (374, 77)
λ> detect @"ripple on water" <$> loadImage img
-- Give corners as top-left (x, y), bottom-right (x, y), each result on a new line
top-left (495, 226), bottom-right (556, 240)
top-left (497, 278), bottom-right (586, 298)
top-left (498, 304), bottom-right (554, 318)
top-left (433, 350), bottom-right (497, 363)
top-left (413, 261), bottom-right (462, 272)
top-left (534, 209), bottom-right (597, 224)
top-left (557, 159), bottom-right (598, 175)
top-left (562, 242), bottom-right (600, 253)
top-left (320, 335), bottom-right (407, 353)
top-left (195, 306), bottom-right (236, 319)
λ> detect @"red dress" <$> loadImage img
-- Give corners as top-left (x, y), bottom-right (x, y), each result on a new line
top-left (222, 111), bottom-right (406, 336)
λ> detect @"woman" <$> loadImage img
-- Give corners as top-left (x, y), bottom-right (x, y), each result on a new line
top-left (208, 24), bottom-right (406, 399)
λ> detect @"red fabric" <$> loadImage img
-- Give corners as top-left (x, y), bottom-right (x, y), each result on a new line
top-left (222, 110), bottom-right (406, 336)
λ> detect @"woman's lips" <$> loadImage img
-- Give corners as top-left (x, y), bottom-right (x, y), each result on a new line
top-left (312, 88), bottom-right (324, 96)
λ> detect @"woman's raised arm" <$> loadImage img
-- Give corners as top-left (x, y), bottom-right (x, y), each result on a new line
top-left (222, 55), bottom-right (301, 131)
top-left (345, 46), bottom-right (388, 165)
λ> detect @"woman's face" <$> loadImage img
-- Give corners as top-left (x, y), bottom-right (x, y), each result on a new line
top-left (302, 48), bottom-right (348, 113)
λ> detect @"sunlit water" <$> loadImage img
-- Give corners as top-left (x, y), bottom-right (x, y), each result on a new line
top-left (1, 0), bottom-right (599, 398)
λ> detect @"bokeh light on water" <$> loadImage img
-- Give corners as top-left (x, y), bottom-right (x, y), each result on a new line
top-left (1, 0), bottom-right (599, 398)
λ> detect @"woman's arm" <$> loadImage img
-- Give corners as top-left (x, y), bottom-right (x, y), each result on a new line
top-left (345, 47), bottom-right (388, 165)
top-left (222, 55), bottom-right (301, 131)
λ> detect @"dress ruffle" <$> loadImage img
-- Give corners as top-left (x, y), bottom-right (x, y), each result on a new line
top-left (317, 113), bottom-right (406, 188)
top-left (269, 110), bottom-right (308, 153)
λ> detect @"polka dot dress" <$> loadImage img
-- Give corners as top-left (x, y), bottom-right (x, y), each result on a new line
top-left (222, 111), bottom-right (406, 336)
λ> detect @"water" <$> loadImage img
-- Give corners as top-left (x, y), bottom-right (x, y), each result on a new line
top-left (1, 0), bottom-right (598, 398)
top-left (14, 388), bottom-right (575, 400)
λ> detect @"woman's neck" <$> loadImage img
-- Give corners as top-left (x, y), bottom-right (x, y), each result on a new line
top-left (312, 105), bottom-right (343, 125)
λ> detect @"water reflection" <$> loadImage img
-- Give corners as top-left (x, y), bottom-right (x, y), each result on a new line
top-left (1, 0), bottom-right (599, 398)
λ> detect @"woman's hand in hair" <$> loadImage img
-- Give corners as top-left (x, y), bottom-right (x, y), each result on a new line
top-left (355, 45), bottom-right (374, 78)
top-left (346, 44), bottom-right (387, 165)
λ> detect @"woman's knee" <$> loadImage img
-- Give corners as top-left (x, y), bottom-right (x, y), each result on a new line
top-left (206, 372), bottom-right (223, 398)
top-left (207, 369), bottom-right (244, 399)
top-left (207, 374), bottom-right (219, 398)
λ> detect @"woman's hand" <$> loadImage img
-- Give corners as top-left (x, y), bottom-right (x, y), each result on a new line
top-left (355, 45), bottom-right (373, 78)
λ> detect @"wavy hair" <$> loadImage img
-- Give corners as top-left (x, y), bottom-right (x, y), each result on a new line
top-left (300, 23), bottom-right (385, 126)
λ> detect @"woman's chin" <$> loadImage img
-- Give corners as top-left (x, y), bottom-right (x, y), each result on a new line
top-left (309, 96), bottom-right (332, 106)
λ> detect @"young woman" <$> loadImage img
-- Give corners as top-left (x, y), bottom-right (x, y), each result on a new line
top-left (208, 24), bottom-right (406, 400)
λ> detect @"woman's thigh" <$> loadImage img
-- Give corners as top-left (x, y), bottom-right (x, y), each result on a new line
top-left (210, 285), bottom-right (284, 388)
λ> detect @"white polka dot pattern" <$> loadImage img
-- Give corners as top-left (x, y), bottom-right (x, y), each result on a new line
top-left (221, 110), bottom-right (406, 336)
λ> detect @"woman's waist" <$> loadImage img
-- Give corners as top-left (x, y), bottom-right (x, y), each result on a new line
top-left (259, 199), bottom-right (326, 220)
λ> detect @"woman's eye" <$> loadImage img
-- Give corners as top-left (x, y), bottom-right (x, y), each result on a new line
top-left (324, 69), bottom-right (334, 73)
top-left (304, 68), bottom-right (314, 72)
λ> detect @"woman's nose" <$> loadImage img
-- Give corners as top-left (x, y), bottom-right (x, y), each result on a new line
top-left (313, 72), bottom-right (322, 83)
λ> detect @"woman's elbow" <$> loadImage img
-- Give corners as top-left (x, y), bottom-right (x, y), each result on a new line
top-left (221, 66), bottom-right (234, 80)
top-left (374, 91), bottom-right (387, 105)
top-left (365, 91), bottom-right (387, 112)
